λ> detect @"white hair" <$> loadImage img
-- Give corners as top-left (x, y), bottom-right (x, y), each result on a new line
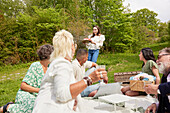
top-left (50, 30), bottom-right (73, 62)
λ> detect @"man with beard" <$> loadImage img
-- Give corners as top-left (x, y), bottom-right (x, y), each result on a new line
top-left (145, 47), bottom-right (170, 113)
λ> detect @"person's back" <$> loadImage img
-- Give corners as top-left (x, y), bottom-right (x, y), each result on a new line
top-left (142, 60), bottom-right (158, 76)
top-left (33, 57), bottom-right (77, 113)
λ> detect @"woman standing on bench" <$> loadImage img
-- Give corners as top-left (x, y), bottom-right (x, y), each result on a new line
top-left (121, 48), bottom-right (160, 96)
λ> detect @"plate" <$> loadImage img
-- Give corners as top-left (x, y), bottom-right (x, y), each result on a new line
top-left (82, 38), bottom-right (91, 43)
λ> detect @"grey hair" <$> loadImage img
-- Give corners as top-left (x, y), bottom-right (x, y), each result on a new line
top-left (37, 44), bottom-right (54, 60)
top-left (159, 47), bottom-right (170, 54)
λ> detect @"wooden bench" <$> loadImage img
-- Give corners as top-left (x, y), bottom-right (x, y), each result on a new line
top-left (114, 71), bottom-right (141, 83)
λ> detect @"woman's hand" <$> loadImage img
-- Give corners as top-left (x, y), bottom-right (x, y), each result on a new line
top-left (70, 68), bottom-right (107, 99)
top-left (145, 103), bottom-right (157, 113)
top-left (20, 82), bottom-right (39, 93)
top-left (89, 68), bottom-right (107, 83)
top-left (73, 99), bottom-right (77, 111)
top-left (91, 41), bottom-right (96, 45)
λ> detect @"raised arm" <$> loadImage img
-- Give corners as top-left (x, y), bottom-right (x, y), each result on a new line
top-left (70, 68), bottom-right (107, 98)
top-left (53, 60), bottom-right (107, 102)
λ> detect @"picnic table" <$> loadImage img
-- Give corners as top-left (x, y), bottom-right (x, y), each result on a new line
top-left (83, 93), bottom-right (157, 113)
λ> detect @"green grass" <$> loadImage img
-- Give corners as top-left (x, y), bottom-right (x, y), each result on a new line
top-left (97, 53), bottom-right (142, 82)
top-left (0, 62), bottom-right (33, 106)
top-left (0, 79), bottom-right (22, 105)
top-left (0, 42), bottom-right (168, 106)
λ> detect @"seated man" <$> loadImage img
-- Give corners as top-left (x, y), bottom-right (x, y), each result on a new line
top-left (145, 47), bottom-right (170, 113)
top-left (72, 49), bottom-right (108, 97)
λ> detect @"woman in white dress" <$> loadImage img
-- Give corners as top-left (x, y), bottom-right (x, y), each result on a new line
top-left (32, 30), bottom-right (108, 113)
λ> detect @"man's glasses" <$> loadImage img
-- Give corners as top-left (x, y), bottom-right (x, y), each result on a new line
top-left (157, 54), bottom-right (170, 60)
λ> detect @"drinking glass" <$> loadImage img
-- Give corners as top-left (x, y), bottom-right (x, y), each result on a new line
top-left (96, 65), bottom-right (106, 84)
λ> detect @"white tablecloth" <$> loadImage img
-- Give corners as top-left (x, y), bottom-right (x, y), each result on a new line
top-left (83, 94), bottom-right (157, 113)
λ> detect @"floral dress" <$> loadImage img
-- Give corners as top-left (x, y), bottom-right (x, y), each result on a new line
top-left (8, 62), bottom-right (44, 113)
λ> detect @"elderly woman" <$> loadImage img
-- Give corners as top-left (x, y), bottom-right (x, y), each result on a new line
top-left (0, 44), bottom-right (54, 113)
top-left (32, 30), bottom-right (108, 113)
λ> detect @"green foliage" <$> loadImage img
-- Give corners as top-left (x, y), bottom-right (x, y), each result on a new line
top-left (0, 6), bottom-right (68, 65)
top-left (158, 22), bottom-right (169, 43)
top-left (142, 42), bottom-right (169, 53)
top-left (130, 8), bottom-right (161, 52)
top-left (86, 0), bottom-right (135, 52)
top-left (0, 0), bottom-right (169, 65)
top-left (168, 22), bottom-right (170, 45)
top-left (132, 8), bottom-right (159, 31)
top-left (0, 0), bottom-right (24, 18)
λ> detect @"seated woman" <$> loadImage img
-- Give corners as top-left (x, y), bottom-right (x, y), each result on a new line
top-left (121, 48), bottom-right (160, 96)
top-left (0, 44), bottom-right (54, 113)
top-left (32, 30), bottom-right (108, 113)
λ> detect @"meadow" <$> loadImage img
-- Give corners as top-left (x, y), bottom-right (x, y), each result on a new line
top-left (0, 42), bottom-right (169, 106)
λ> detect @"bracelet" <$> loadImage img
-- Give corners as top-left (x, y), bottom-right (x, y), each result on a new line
top-left (83, 79), bottom-right (87, 85)
top-left (83, 77), bottom-right (93, 86)
top-left (87, 76), bottom-right (92, 82)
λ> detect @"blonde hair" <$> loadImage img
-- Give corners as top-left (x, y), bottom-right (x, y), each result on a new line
top-left (50, 30), bottom-right (73, 62)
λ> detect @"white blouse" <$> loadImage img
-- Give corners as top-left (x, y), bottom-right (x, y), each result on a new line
top-left (33, 57), bottom-right (79, 113)
top-left (86, 34), bottom-right (105, 50)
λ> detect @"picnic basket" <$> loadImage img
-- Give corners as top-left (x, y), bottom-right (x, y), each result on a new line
top-left (130, 80), bottom-right (155, 92)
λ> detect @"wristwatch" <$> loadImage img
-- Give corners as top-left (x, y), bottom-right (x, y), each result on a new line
top-left (83, 77), bottom-right (92, 86)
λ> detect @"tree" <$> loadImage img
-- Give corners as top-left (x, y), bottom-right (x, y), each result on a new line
top-left (132, 8), bottom-right (159, 32)
top-left (0, 0), bottom-right (24, 18)
top-left (83, 0), bottom-right (135, 52)
top-left (131, 8), bottom-right (160, 50)
top-left (158, 22), bottom-right (169, 43)
top-left (168, 21), bottom-right (170, 45)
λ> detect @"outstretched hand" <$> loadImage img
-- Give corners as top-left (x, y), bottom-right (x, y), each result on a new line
top-left (89, 68), bottom-right (107, 83)
top-left (144, 84), bottom-right (159, 95)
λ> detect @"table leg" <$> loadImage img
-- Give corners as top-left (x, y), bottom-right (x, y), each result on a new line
top-left (114, 103), bottom-right (116, 113)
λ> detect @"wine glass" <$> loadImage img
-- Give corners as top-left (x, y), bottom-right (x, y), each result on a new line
top-left (96, 65), bottom-right (106, 84)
